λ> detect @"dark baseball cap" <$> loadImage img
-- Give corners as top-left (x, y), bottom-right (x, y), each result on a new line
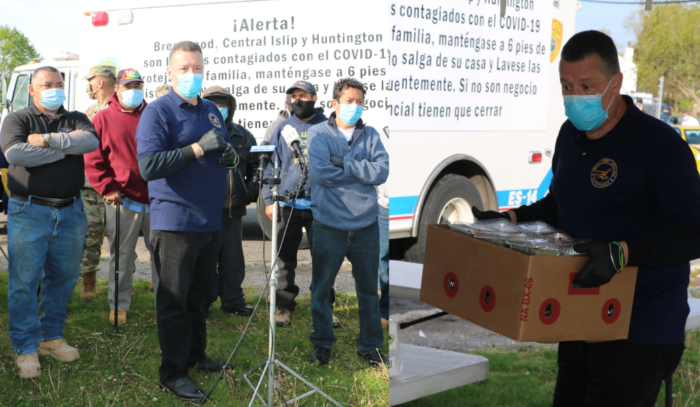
top-left (286, 80), bottom-right (316, 96)
top-left (116, 69), bottom-right (143, 85)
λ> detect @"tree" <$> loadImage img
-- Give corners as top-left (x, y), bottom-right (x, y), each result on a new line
top-left (0, 25), bottom-right (42, 82)
top-left (629, 4), bottom-right (700, 114)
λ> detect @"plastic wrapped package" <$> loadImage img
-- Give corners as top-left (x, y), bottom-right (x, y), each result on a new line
top-left (448, 220), bottom-right (587, 257)
top-left (517, 221), bottom-right (557, 235)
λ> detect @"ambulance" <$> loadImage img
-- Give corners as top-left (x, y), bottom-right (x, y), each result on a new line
top-left (388, 0), bottom-right (578, 262)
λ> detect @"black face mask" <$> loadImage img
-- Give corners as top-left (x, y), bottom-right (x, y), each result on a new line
top-left (291, 99), bottom-right (315, 119)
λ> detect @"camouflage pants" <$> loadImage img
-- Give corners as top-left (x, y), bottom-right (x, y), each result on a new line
top-left (80, 188), bottom-right (106, 275)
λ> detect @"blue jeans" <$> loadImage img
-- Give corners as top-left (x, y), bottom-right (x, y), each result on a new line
top-left (7, 196), bottom-right (86, 356)
top-left (310, 221), bottom-right (383, 353)
top-left (379, 206), bottom-right (389, 320)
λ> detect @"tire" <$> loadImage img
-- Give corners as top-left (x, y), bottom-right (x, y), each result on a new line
top-left (404, 174), bottom-right (484, 263)
top-left (256, 193), bottom-right (310, 249)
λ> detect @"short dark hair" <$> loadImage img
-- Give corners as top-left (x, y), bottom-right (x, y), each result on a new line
top-left (332, 78), bottom-right (366, 101)
top-left (561, 30), bottom-right (620, 79)
top-left (169, 41), bottom-right (203, 63)
top-left (32, 66), bottom-right (60, 84)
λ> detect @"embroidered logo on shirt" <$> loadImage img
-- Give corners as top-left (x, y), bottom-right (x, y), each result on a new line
top-left (591, 158), bottom-right (618, 188)
top-left (58, 128), bottom-right (73, 132)
top-left (209, 113), bottom-right (222, 129)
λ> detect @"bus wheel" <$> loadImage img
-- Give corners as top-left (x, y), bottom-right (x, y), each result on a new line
top-left (404, 174), bottom-right (483, 263)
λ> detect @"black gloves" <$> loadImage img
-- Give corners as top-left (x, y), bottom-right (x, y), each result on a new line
top-left (198, 128), bottom-right (227, 155)
top-left (472, 206), bottom-right (510, 221)
top-left (217, 144), bottom-right (236, 165)
top-left (572, 241), bottom-right (623, 288)
top-left (330, 155), bottom-right (344, 168)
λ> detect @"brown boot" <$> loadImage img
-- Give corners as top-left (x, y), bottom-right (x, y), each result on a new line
top-left (16, 353), bottom-right (41, 378)
top-left (275, 309), bottom-right (292, 327)
top-left (39, 339), bottom-right (80, 362)
top-left (109, 310), bottom-right (127, 325)
top-left (80, 272), bottom-right (97, 301)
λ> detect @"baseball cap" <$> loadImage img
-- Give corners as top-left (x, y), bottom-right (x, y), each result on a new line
top-left (117, 69), bottom-right (143, 85)
top-left (286, 80), bottom-right (316, 96)
top-left (85, 65), bottom-right (116, 81)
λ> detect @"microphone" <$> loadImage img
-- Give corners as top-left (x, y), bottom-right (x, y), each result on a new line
top-left (281, 125), bottom-right (305, 163)
top-left (252, 141), bottom-right (275, 171)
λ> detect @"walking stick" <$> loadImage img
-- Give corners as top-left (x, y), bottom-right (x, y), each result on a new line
top-left (114, 199), bottom-right (121, 334)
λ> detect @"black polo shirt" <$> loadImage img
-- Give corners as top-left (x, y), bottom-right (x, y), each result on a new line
top-left (0, 103), bottom-right (97, 199)
top-left (551, 96), bottom-right (700, 344)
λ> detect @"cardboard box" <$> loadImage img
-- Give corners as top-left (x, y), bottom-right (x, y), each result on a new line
top-left (420, 224), bottom-right (638, 343)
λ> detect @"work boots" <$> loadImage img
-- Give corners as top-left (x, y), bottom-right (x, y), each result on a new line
top-left (109, 310), bottom-right (127, 325)
top-left (39, 339), bottom-right (80, 362)
top-left (16, 353), bottom-right (40, 379)
top-left (80, 272), bottom-right (97, 301)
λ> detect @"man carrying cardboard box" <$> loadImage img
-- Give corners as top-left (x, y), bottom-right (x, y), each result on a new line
top-left (474, 30), bottom-right (700, 407)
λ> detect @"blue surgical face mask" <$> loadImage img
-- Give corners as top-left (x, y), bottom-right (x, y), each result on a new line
top-left (563, 79), bottom-right (614, 131)
top-left (39, 88), bottom-right (66, 110)
top-left (338, 103), bottom-right (363, 126)
top-left (120, 89), bottom-right (143, 108)
top-left (177, 73), bottom-right (203, 99)
top-left (218, 107), bottom-right (228, 121)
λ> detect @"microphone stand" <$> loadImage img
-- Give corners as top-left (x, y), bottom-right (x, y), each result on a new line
top-left (239, 153), bottom-right (341, 407)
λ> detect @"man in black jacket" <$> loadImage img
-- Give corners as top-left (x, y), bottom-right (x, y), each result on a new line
top-left (474, 31), bottom-right (700, 407)
top-left (203, 86), bottom-right (259, 316)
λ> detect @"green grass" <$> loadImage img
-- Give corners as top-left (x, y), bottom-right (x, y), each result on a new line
top-left (403, 336), bottom-right (700, 407)
top-left (0, 273), bottom-right (389, 406)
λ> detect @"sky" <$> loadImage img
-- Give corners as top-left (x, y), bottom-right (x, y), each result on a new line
top-left (0, 0), bottom-right (646, 61)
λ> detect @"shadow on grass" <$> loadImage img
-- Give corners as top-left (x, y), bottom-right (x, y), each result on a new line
top-left (0, 274), bottom-right (389, 406)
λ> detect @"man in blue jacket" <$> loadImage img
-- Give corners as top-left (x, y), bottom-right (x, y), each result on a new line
top-left (136, 41), bottom-right (237, 401)
top-left (264, 80), bottom-right (336, 327)
top-left (306, 78), bottom-right (389, 367)
top-left (474, 31), bottom-right (700, 406)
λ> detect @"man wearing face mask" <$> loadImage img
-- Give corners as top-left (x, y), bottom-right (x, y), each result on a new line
top-left (202, 85), bottom-right (259, 317)
top-left (84, 69), bottom-right (158, 325)
top-left (80, 65), bottom-right (117, 301)
top-left (263, 80), bottom-right (333, 327)
top-left (306, 78), bottom-right (389, 367)
top-left (473, 31), bottom-right (700, 406)
top-left (0, 66), bottom-right (99, 379)
top-left (136, 41), bottom-right (235, 401)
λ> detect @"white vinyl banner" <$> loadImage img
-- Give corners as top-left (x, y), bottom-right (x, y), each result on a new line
top-left (81, 0), bottom-right (389, 139)
top-left (388, 0), bottom-right (553, 131)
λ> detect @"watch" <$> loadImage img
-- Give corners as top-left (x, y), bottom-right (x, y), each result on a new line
top-left (41, 133), bottom-right (50, 148)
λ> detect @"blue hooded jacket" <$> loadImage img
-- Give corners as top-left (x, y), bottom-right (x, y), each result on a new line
top-left (263, 108), bottom-right (328, 207)
top-left (307, 112), bottom-right (389, 231)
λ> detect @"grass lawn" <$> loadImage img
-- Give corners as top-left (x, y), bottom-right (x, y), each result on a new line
top-left (402, 333), bottom-right (700, 407)
top-left (0, 274), bottom-right (389, 406)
